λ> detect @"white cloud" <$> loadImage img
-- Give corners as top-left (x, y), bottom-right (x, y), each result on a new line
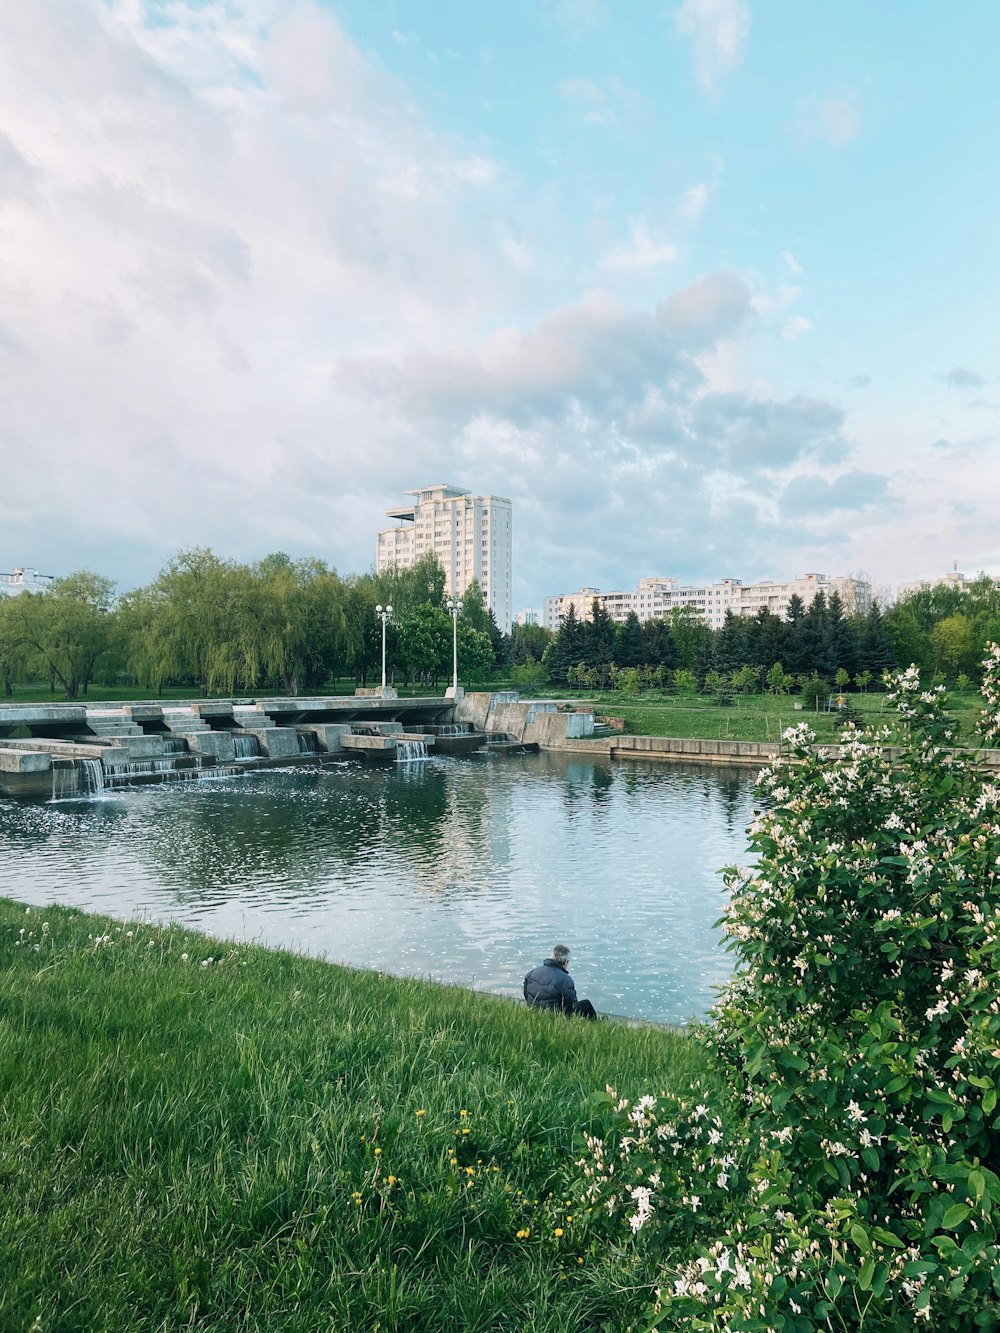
top-left (604, 219), bottom-right (681, 271)
top-left (547, 0), bottom-right (607, 39)
top-left (790, 91), bottom-right (863, 147)
top-left (781, 315), bottom-right (813, 341)
top-left (673, 0), bottom-right (750, 96)
top-left (782, 249), bottom-right (803, 276)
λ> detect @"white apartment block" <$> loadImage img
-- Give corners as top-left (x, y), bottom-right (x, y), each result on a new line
top-left (376, 484), bottom-right (513, 632)
top-left (895, 570), bottom-right (997, 599)
top-left (544, 573), bottom-right (869, 632)
top-left (0, 567), bottom-right (54, 596)
top-left (515, 609), bottom-right (540, 627)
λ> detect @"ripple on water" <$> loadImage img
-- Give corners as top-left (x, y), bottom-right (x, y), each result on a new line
top-left (0, 754), bottom-right (758, 1024)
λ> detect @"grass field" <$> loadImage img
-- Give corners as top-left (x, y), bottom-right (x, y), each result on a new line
top-left (529, 689), bottom-right (986, 746)
top-left (0, 899), bottom-right (704, 1332)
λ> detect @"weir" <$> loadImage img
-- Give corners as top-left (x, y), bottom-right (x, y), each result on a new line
top-left (0, 692), bottom-right (596, 798)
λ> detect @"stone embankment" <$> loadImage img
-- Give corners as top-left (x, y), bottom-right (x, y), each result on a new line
top-left (547, 732), bottom-right (1000, 772)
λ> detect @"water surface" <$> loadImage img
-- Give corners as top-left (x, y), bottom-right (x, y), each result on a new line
top-left (0, 751), bottom-right (757, 1024)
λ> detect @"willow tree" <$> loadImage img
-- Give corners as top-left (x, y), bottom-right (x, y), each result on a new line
top-left (7, 571), bottom-right (116, 698)
top-left (124, 549), bottom-right (264, 695)
top-left (253, 554), bottom-right (348, 695)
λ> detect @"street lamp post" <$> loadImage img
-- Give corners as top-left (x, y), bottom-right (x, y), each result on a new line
top-left (445, 596), bottom-right (461, 695)
top-left (375, 603), bottom-right (393, 690)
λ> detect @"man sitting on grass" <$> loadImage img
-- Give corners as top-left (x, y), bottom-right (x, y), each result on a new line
top-left (523, 944), bottom-right (597, 1019)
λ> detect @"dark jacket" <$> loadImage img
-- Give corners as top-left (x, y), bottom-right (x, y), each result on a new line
top-left (523, 959), bottom-right (578, 1013)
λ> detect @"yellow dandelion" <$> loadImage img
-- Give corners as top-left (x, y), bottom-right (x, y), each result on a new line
top-left (554, 1228), bottom-right (564, 1238)
top-left (516, 1228), bottom-right (531, 1240)
top-left (462, 1128), bottom-right (470, 1135)
top-left (566, 1215), bottom-right (573, 1223)
top-left (387, 1176), bottom-right (397, 1185)
top-left (415, 1109), bottom-right (426, 1117)
top-left (460, 1109), bottom-right (469, 1117)
top-left (577, 1257), bottom-right (584, 1265)
top-left (373, 1147), bottom-right (382, 1156)
top-left (465, 1167), bottom-right (475, 1177)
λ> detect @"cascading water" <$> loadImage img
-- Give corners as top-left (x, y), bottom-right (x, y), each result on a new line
top-left (437, 723), bottom-right (472, 735)
top-left (297, 732), bottom-right (319, 754)
top-left (162, 738), bottom-right (188, 755)
top-left (232, 734), bottom-right (261, 760)
top-left (50, 758), bottom-right (106, 801)
top-left (396, 739), bottom-right (429, 762)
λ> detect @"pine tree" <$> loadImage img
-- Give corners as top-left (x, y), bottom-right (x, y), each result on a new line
top-left (714, 609), bottom-right (750, 673)
top-left (616, 611), bottom-right (644, 668)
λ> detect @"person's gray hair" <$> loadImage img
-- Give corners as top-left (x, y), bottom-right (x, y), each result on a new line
top-left (552, 943), bottom-right (570, 963)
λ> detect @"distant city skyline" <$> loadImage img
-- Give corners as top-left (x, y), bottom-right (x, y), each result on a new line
top-left (0, 3), bottom-right (997, 602)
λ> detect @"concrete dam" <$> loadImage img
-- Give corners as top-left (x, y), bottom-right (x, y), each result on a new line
top-left (0, 693), bottom-right (596, 799)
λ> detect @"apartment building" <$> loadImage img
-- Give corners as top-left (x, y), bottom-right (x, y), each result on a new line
top-left (0, 567), bottom-right (54, 596)
top-left (544, 572), bottom-right (869, 631)
top-left (376, 484), bottom-right (513, 632)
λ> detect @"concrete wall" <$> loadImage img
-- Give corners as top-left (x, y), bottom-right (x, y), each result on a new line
top-left (0, 747), bottom-right (52, 798)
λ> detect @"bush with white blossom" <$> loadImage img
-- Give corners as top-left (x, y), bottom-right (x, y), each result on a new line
top-left (578, 647), bottom-right (1000, 1329)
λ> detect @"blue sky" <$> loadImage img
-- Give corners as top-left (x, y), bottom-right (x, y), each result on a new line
top-left (0, 0), bottom-right (997, 608)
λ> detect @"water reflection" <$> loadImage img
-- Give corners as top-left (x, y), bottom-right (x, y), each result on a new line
top-left (0, 753), bottom-right (758, 1025)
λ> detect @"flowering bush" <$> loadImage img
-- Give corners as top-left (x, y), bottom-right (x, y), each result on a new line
top-left (578, 649), bottom-right (1000, 1329)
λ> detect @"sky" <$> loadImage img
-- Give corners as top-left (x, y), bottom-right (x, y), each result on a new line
top-left (0, 0), bottom-right (998, 610)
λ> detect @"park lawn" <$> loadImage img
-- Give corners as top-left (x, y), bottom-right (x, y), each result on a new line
top-left (537, 689), bottom-right (986, 746)
top-left (0, 900), bottom-right (703, 1333)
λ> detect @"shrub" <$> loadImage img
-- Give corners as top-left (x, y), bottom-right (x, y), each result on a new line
top-left (577, 649), bottom-right (1000, 1329)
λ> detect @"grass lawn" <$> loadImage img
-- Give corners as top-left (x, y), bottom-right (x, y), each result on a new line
top-left (529, 689), bottom-right (986, 746)
top-left (0, 900), bottom-right (703, 1332)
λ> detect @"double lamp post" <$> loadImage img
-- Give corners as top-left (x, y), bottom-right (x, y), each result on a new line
top-left (374, 597), bottom-right (462, 697)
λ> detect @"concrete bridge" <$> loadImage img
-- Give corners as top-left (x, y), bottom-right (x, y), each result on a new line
top-left (0, 693), bottom-right (595, 798)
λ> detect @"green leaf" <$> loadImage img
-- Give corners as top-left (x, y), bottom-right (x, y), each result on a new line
top-left (970, 1169), bottom-right (986, 1202)
top-left (850, 1223), bottom-right (870, 1252)
top-left (858, 1257), bottom-right (875, 1290)
top-left (942, 1203), bottom-right (971, 1229)
top-left (871, 1227), bottom-right (906, 1248)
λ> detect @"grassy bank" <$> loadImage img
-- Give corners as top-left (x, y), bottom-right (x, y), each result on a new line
top-left (0, 900), bottom-right (703, 1332)
top-left (533, 688), bottom-right (986, 745)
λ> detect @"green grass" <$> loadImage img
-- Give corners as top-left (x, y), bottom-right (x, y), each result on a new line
top-left (0, 900), bottom-right (704, 1332)
top-left (531, 689), bottom-right (986, 746)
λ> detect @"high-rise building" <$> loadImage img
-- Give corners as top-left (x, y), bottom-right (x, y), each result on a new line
top-left (0, 567), bottom-right (54, 597)
top-left (376, 484), bottom-right (513, 632)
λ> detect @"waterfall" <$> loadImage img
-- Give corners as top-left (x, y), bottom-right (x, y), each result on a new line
top-left (486, 732), bottom-right (513, 744)
top-left (50, 758), bottom-right (106, 801)
top-left (162, 738), bottom-right (188, 754)
top-left (297, 732), bottom-right (318, 754)
top-left (104, 758), bottom-right (196, 786)
top-left (437, 723), bottom-right (472, 735)
top-left (396, 739), bottom-right (429, 762)
top-left (232, 734), bottom-right (261, 760)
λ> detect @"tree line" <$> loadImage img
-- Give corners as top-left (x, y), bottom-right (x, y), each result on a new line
top-left (0, 550), bottom-right (501, 698)
top-left (1, 550), bottom-right (996, 700)
top-left (538, 575), bottom-right (1000, 696)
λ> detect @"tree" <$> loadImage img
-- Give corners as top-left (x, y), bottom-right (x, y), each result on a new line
top-left (638, 618), bottom-right (677, 672)
top-left (544, 604), bottom-right (585, 685)
top-left (782, 592), bottom-right (810, 675)
top-left (616, 611), bottom-right (644, 668)
top-left (765, 661), bottom-right (791, 695)
top-left (714, 610), bottom-right (749, 673)
top-left (397, 603), bottom-right (450, 686)
top-left (459, 579), bottom-right (491, 636)
top-left (579, 654), bottom-right (1000, 1330)
top-left (10, 571), bottom-right (117, 698)
top-left (668, 605), bottom-right (712, 671)
top-left (509, 622), bottom-right (551, 665)
top-left (930, 612), bottom-right (977, 679)
top-left (456, 621), bottom-right (494, 683)
top-left (582, 598), bottom-right (616, 668)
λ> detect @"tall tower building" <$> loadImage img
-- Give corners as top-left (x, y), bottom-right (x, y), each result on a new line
top-left (376, 484), bottom-right (513, 631)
